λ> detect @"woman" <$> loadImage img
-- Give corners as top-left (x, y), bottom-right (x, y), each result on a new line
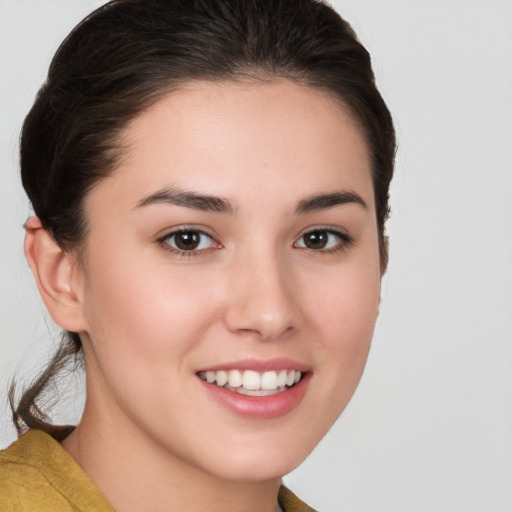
top-left (0, 0), bottom-right (395, 510)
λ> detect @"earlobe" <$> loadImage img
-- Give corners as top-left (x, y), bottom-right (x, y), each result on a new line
top-left (24, 217), bottom-right (87, 333)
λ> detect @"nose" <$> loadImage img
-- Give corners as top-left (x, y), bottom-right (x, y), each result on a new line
top-left (224, 250), bottom-right (303, 341)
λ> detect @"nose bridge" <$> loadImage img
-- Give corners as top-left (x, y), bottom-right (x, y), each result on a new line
top-left (225, 243), bottom-right (301, 340)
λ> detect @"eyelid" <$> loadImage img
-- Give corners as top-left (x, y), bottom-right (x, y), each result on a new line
top-left (294, 224), bottom-right (352, 240)
top-left (156, 224), bottom-right (218, 241)
top-left (156, 225), bottom-right (222, 255)
top-left (293, 225), bottom-right (354, 252)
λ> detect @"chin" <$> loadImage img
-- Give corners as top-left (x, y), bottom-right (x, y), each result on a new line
top-left (208, 454), bottom-right (304, 483)
top-left (195, 429), bottom-right (319, 483)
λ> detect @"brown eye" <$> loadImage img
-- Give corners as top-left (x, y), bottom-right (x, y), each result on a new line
top-left (163, 230), bottom-right (214, 252)
top-left (295, 229), bottom-right (351, 252)
top-left (303, 231), bottom-right (329, 249)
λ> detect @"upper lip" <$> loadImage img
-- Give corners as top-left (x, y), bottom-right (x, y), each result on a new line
top-left (196, 358), bottom-right (311, 373)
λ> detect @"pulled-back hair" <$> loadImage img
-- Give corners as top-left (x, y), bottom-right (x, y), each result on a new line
top-left (11, 0), bottom-right (395, 438)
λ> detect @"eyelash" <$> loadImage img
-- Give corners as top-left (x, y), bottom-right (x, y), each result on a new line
top-left (157, 227), bottom-right (353, 257)
top-left (158, 228), bottom-right (218, 258)
top-left (293, 228), bottom-right (354, 254)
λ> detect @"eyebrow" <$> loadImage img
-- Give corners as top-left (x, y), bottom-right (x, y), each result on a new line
top-left (136, 187), bottom-right (366, 216)
top-left (135, 188), bottom-right (236, 214)
top-left (295, 191), bottom-right (367, 214)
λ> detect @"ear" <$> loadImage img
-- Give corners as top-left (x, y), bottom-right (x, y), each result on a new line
top-left (24, 217), bottom-right (87, 333)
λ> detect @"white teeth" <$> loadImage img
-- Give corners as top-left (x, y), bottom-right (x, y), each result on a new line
top-left (243, 370), bottom-right (261, 390)
top-left (261, 371), bottom-right (278, 390)
top-left (228, 369), bottom-right (243, 388)
top-left (200, 369), bottom-right (303, 392)
top-left (216, 370), bottom-right (228, 387)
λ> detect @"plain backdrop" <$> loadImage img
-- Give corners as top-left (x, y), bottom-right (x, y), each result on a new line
top-left (1, 1), bottom-right (511, 511)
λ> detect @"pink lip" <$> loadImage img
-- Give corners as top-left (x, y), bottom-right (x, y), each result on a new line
top-left (198, 372), bottom-right (311, 419)
top-left (197, 358), bottom-right (310, 373)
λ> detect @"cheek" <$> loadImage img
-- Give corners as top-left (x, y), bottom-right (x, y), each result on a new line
top-left (309, 260), bottom-right (380, 336)
top-left (80, 248), bottom-right (223, 363)
top-left (286, 258), bottom-right (380, 451)
top-left (305, 258), bottom-right (380, 380)
top-left (78, 251), bottom-right (229, 425)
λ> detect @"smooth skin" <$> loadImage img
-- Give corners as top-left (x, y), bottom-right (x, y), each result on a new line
top-left (25, 80), bottom-right (382, 512)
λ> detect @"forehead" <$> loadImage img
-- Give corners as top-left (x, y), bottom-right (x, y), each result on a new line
top-left (88, 79), bottom-right (374, 215)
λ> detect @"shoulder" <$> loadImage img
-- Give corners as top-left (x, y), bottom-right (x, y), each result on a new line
top-left (0, 467), bottom-right (75, 512)
top-left (0, 431), bottom-right (71, 511)
top-left (0, 430), bottom-right (114, 512)
top-left (279, 485), bottom-right (318, 512)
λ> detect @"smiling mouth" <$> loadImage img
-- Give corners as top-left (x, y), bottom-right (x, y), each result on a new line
top-left (198, 369), bottom-right (303, 396)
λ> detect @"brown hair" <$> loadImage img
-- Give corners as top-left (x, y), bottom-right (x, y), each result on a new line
top-left (11, 0), bottom-right (395, 437)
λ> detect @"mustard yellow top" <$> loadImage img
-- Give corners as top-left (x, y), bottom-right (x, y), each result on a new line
top-left (0, 430), bottom-right (316, 512)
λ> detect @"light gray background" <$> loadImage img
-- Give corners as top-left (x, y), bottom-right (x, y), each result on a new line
top-left (1, 1), bottom-right (511, 510)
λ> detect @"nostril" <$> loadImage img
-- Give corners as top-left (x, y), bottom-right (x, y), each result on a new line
top-left (223, 267), bottom-right (303, 339)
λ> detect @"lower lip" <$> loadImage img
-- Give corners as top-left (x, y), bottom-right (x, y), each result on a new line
top-left (198, 373), bottom-right (311, 419)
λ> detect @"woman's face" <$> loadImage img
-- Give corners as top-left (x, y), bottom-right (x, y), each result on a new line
top-left (75, 80), bottom-right (381, 481)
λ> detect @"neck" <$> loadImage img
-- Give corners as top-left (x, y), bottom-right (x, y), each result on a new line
top-left (62, 405), bottom-right (282, 512)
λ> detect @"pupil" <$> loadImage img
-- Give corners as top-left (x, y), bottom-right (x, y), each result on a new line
top-left (305, 231), bottom-right (327, 249)
top-left (175, 231), bottom-right (200, 250)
